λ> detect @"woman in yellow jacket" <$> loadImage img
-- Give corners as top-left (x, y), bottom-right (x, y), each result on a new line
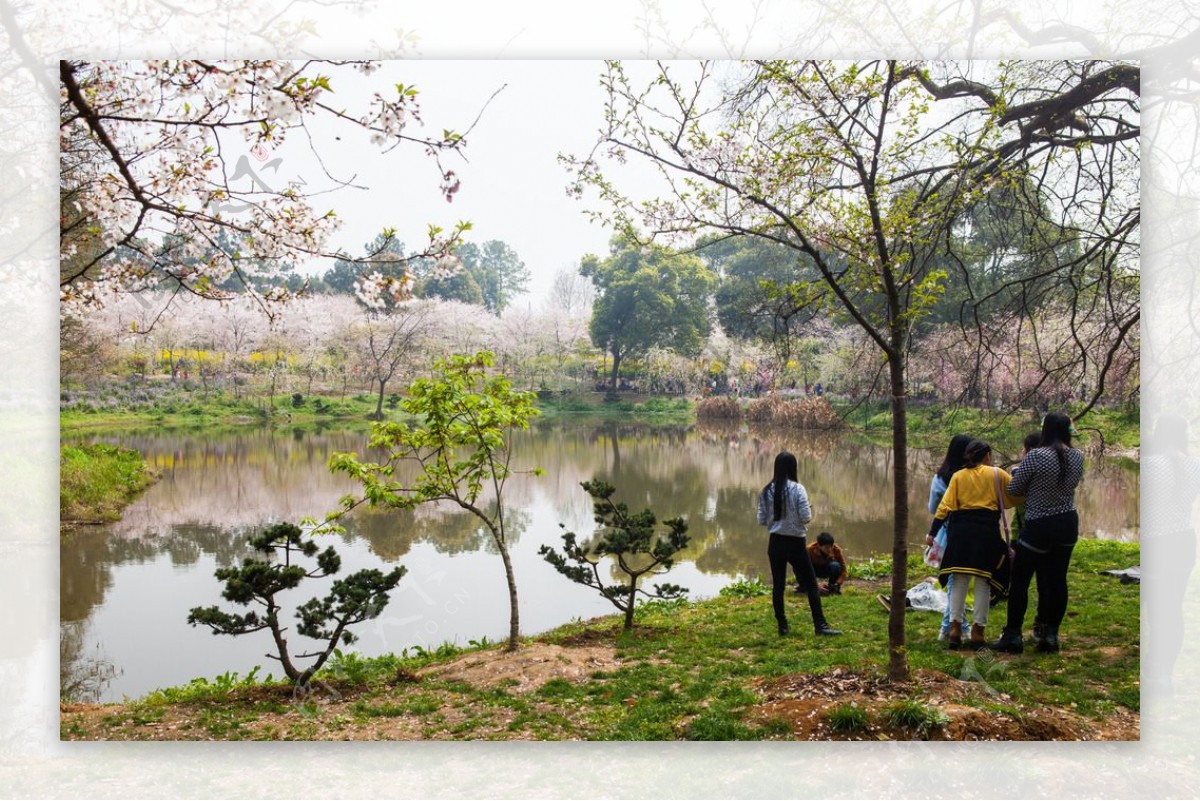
top-left (929, 439), bottom-right (1022, 649)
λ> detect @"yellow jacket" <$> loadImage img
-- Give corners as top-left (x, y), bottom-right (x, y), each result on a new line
top-left (934, 465), bottom-right (1021, 520)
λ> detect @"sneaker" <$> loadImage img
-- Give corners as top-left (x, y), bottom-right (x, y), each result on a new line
top-left (814, 622), bottom-right (843, 636)
top-left (937, 627), bottom-right (948, 642)
top-left (828, 584), bottom-right (842, 595)
top-left (777, 621), bottom-right (790, 636)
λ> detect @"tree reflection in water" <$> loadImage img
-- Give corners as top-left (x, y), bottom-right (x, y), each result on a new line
top-left (60, 422), bottom-right (1137, 701)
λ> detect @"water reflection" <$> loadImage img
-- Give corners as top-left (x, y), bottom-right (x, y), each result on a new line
top-left (61, 421), bottom-right (1138, 701)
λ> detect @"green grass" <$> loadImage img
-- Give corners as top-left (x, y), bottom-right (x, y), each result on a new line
top-left (826, 702), bottom-right (870, 732)
top-left (880, 698), bottom-right (949, 737)
top-left (836, 401), bottom-right (1139, 454)
top-left (60, 442), bottom-right (156, 523)
top-left (62, 539), bottom-right (1139, 741)
top-left (534, 394), bottom-right (693, 422)
top-left (61, 391), bottom-right (390, 432)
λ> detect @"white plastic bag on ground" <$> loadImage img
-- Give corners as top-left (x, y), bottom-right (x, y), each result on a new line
top-left (905, 578), bottom-right (947, 613)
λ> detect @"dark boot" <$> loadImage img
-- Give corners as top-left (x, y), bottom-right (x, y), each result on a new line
top-left (1032, 620), bottom-right (1047, 649)
top-left (1036, 625), bottom-right (1060, 653)
top-left (948, 621), bottom-right (963, 650)
top-left (991, 628), bottom-right (1024, 654)
top-left (777, 620), bottom-right (790, 636)
top-left (814, 622), bottom-right (842, 636)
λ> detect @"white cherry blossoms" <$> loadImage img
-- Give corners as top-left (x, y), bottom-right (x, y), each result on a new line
top-left (61, 59), bottom-right (466, 316)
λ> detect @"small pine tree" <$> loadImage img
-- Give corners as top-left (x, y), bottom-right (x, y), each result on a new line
top-left (540, 480), bottom-right (690, 631)
top-left (187, 522), bottom-right (405, 686)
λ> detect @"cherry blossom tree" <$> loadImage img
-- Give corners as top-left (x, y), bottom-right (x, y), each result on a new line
top-left (60, 59), bottom-right (474, 320)
top-left (568, 59), bottom-right (1139, 681)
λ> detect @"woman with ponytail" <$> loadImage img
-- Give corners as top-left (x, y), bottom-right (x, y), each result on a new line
top-left (992, 412), bottom-right (1085, 654)
top-left (757, 451), bottom-right (841, 637)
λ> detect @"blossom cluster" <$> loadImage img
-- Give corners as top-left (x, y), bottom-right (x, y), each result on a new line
top-left (61, 60), bottom-right (466, 316)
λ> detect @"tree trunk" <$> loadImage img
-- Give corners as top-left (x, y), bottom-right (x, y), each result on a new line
top-left (497, 540), bottom-right (521, 651)
top-left (375, 379), bottom-right (386, 419)
top-left (623, 583), bottom-right (636, 630)
top-left (887, 349), bottom-right (910, 682)
top-left (609, 350), bottom-right (622, 391)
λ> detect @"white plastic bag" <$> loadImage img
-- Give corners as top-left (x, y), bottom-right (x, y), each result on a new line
top-left (905, 578), bottom-right (947, 613)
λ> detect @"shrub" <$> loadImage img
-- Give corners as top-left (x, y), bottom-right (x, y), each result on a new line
top-left (188, 522), bottom-right (406, 687)
top-left (695, 397), bottom-right (742, 420)
top-left (541, 479), bottom-right (690, 631)
top-left (745, 395), bottom-right (843, 428)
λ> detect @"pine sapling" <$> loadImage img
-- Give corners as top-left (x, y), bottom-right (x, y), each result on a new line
top-left (188, 522), bottom-right (405, 686)
top-left (540, 479), bottom-right (690, 631)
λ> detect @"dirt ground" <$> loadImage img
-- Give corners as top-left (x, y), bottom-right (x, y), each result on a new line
top-left (60, 643), bottom-right (1138, 741)
top-left (418, 642), bottom-right (629, 693)
top-left (746, 666), bottom-right (1139, 741)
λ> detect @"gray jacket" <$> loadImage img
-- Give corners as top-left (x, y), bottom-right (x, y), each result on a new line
top-left (757, 480), bottom-right (813, 538)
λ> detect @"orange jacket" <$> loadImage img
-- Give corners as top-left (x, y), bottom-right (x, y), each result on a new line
top-left (807, 541), bottom-right (847, 584)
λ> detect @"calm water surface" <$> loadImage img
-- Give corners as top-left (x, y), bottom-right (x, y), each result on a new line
top-left (61, 421), bottom-right (1139, 702)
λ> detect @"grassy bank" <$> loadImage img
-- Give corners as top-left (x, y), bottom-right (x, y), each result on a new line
top-left (61, 391), bottom-right (389, 431)
top-left (62, 387), bottom-right (1138, 458)
top-left (60, 443), bottom-right (156, 524)
top-left (840, 402), bottom-right (1139, 455)
top-left (535, 393), bottom-right (693, 422)
top-left (60, 539), bottom-right (1139, 741)
top-left (61, 390), bottom-right (697, 431)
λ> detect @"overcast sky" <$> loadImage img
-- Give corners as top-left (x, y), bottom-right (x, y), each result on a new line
top-left (283, 60), bottom-right (634, 305)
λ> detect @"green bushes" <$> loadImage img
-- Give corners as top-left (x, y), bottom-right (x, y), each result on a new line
top-left (60, 443), bottom-right (156, 523)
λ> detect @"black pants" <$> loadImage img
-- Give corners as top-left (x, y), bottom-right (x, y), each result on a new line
top-left (768, 534), bottom-right (826, 629)
top-left (1005, 542), bottom-right (1075, 632)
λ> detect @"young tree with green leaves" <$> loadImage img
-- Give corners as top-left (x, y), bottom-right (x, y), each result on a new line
top-left (582, 238), bottom-right (716, 390)
top-left (567, 59), bottom-right (1139, 680)
top-left (187, 522), bottom-right (405, 687)
top-left (540, 479), bottom-right (690, 631)
top-left (326, 351), bottom-right (540, 652)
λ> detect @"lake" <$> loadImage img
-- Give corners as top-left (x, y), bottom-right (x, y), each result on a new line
top-left (61, 420), bottom-right (1139, 702)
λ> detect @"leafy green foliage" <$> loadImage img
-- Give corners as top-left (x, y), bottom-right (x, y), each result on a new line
top-left (327, 351), bottom-right (540, 651)
top-left (717, 577), bottom-right (771, 598)
top-left (187, 522), bottom-right (405, 686)
top-left (582, 238), bottom-right (716, 388)
top-left (540, 480), bottom-right (690, 630)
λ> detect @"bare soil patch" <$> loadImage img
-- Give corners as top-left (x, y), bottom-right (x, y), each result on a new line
top-left (746, 666), bottom-right (1138, 741)
top-left (418, 642), bottom-right (625, 694)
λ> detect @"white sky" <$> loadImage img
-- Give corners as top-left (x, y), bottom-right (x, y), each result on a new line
top-left (281, 60), bottom-right (635, 305)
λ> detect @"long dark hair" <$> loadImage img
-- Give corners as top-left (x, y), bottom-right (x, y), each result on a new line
top-left (1039, 412), bottom-right (1073, 484)
top-left (764, 451), bottom-right (799, 522)
top-left (936, 434), bottom-right (973, 484)
top-left (963, 439), bottom-right (992, 468)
